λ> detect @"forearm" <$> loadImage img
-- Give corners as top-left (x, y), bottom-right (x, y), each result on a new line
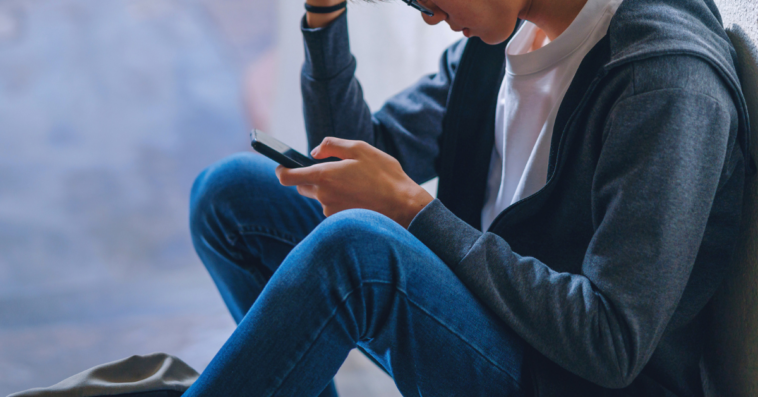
top-left (301, 12), bottom-right (376, 149)
top-left (300, 3), bottom-right (471, 184)
top-left (300, 11), bottom-right (457, 184)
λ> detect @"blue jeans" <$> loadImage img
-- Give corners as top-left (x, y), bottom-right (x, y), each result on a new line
top-left (185, 153), bottom-right (526, 397)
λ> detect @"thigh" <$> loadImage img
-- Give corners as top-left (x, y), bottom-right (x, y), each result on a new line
top-left (369, 223), bottom-right (525, 396)
top-left (186, 209), bottom-right (525, 397)
top-left (288, 210), bottom-right (527, 396)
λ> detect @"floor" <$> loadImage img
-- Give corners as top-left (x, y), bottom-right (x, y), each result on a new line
top-left (0, 1), bottom-right (399, 395)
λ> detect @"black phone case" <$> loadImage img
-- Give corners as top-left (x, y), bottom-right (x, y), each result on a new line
top-left (251, 130), bottom-right (341, 169)
top-left (251, 140), bottom-right (313, 168)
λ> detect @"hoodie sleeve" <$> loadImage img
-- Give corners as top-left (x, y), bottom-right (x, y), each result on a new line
top-left (408, 81), bottom-right (737, 388)
top-left (300, 11), bottom-right (466, 184)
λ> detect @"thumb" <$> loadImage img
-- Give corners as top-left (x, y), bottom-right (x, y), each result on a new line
top-left (311, 137), bottom-right (365, 160)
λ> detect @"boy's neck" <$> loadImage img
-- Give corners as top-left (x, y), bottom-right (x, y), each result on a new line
top-left (529, 28), bottom-right (551, 52)
top-left (520, 0), bottom-right (588, 41)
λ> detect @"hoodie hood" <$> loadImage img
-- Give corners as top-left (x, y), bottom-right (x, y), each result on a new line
top-left (608, 0), bottom-right (753, 170)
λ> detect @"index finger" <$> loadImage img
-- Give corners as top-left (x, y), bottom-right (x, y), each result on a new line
top-left (311, 137), bottom-right (369, 160)
top-left (275, 164), bottom-right (323, 186)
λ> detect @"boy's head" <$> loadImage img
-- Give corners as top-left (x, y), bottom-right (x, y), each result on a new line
top-left (388, 0), bottom-right (586, 45)
top-left (409, 0), bottom-right (530, 45)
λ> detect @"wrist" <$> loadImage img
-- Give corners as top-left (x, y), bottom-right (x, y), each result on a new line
top-left (306, 0), bottom-right (343, 6)
top-left (306, 1), bottom-right (346, 28)
top-left (397, 185), bottom-right (434, 229)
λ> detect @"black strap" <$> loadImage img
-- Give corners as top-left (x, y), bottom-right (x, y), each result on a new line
top-left (304, 1), bottom-right (347, 13)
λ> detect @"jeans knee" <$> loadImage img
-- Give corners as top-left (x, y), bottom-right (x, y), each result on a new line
top-left (316, 209), bottom-right (396, 244)
top-left (303, 209), bottom-right (403, 276)
top-left (189, 153), bottom-right (275, 243)
top-left (282, 209), bottom-right (405, 338)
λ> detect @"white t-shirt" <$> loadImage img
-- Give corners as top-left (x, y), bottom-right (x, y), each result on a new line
top-left (480, 0), bottom-right (623, 231)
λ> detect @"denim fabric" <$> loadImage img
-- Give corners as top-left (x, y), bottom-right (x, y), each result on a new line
top-left (186, 153), bottom-right (525, 397)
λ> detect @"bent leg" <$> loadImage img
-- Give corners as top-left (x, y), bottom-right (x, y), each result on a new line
top-left (189, 153), bottom-right (338, 396)
top-left (185, 209), bottom-right (525, 397)
top-left (190, 152), bottom-right (325, 323)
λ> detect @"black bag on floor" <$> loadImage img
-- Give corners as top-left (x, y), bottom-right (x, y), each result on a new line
top-left (8, 353), bottom-right (199, 397)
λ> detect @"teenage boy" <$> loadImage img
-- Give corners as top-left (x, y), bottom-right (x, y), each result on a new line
top-left (187, 0), bottom-right (751, 395)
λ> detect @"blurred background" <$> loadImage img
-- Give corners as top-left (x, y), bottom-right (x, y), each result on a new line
top-left (0, 0), bottom-right (459, 395)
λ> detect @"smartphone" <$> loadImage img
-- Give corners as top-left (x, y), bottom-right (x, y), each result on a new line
top-left (250, 129), bottom-right (340, 168)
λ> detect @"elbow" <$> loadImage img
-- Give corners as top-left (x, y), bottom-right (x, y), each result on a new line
top-left (590, 305), bottom-right (661, 389)
top-left (590, 332), bottom-right (652, 388)
top-left (594, 349), bottom-right (650, 389)
top-left (601, 373), bottom-right (638, 389)
top-left (590, 365), bottom-right (640, 389)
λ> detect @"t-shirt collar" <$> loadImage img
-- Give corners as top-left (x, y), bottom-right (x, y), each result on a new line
top-left (506, 0), bottom-right (610, 75)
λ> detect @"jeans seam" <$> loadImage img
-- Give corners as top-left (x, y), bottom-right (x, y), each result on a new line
top-left (237, 224), bottom-right (299, 246)
top-left (267, 286), bottom-right (362, 397)
top-left (269, 280), bottom-right (522, 396)
top-left (387, 282), bottom-right (524, 388)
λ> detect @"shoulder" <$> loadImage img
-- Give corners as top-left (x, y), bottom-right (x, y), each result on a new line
top-left (596, 54), bottom-right (738, 146)
top-left (588, 54), bottom-right (739, 154)
top-left (604, 0), bottom-right (739, 103)
top-left (628, 55), bottom-right (734, 108)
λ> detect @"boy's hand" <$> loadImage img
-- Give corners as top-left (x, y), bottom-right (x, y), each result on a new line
top-left (306, 0), bottom-right (346, 28)
top-left (275, 137), bottom-right (434, 229)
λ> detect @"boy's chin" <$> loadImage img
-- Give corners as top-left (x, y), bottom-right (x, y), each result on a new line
top-left (478, 26), bottom-right (519, 45)
top-left (479, 34), bottom-right (507, 45)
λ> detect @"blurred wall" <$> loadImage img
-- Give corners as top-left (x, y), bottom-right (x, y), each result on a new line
top-left (0, 0), bottom-right (251, 296)
top-left (0, 0), bottom-right (263, 394)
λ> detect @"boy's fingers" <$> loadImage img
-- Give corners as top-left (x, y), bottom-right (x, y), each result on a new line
top-left (311, 137), bottom-right (367, 160)
top-left (276, 165), bottom-right (320, 186)
top-left (296, 184), bottom-right (318, 200)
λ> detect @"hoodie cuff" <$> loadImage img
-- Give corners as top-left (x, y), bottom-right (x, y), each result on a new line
top-left (301, 11), bottom-right (354, 80)
top-left (407, 199), bottom-right (483, 270)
